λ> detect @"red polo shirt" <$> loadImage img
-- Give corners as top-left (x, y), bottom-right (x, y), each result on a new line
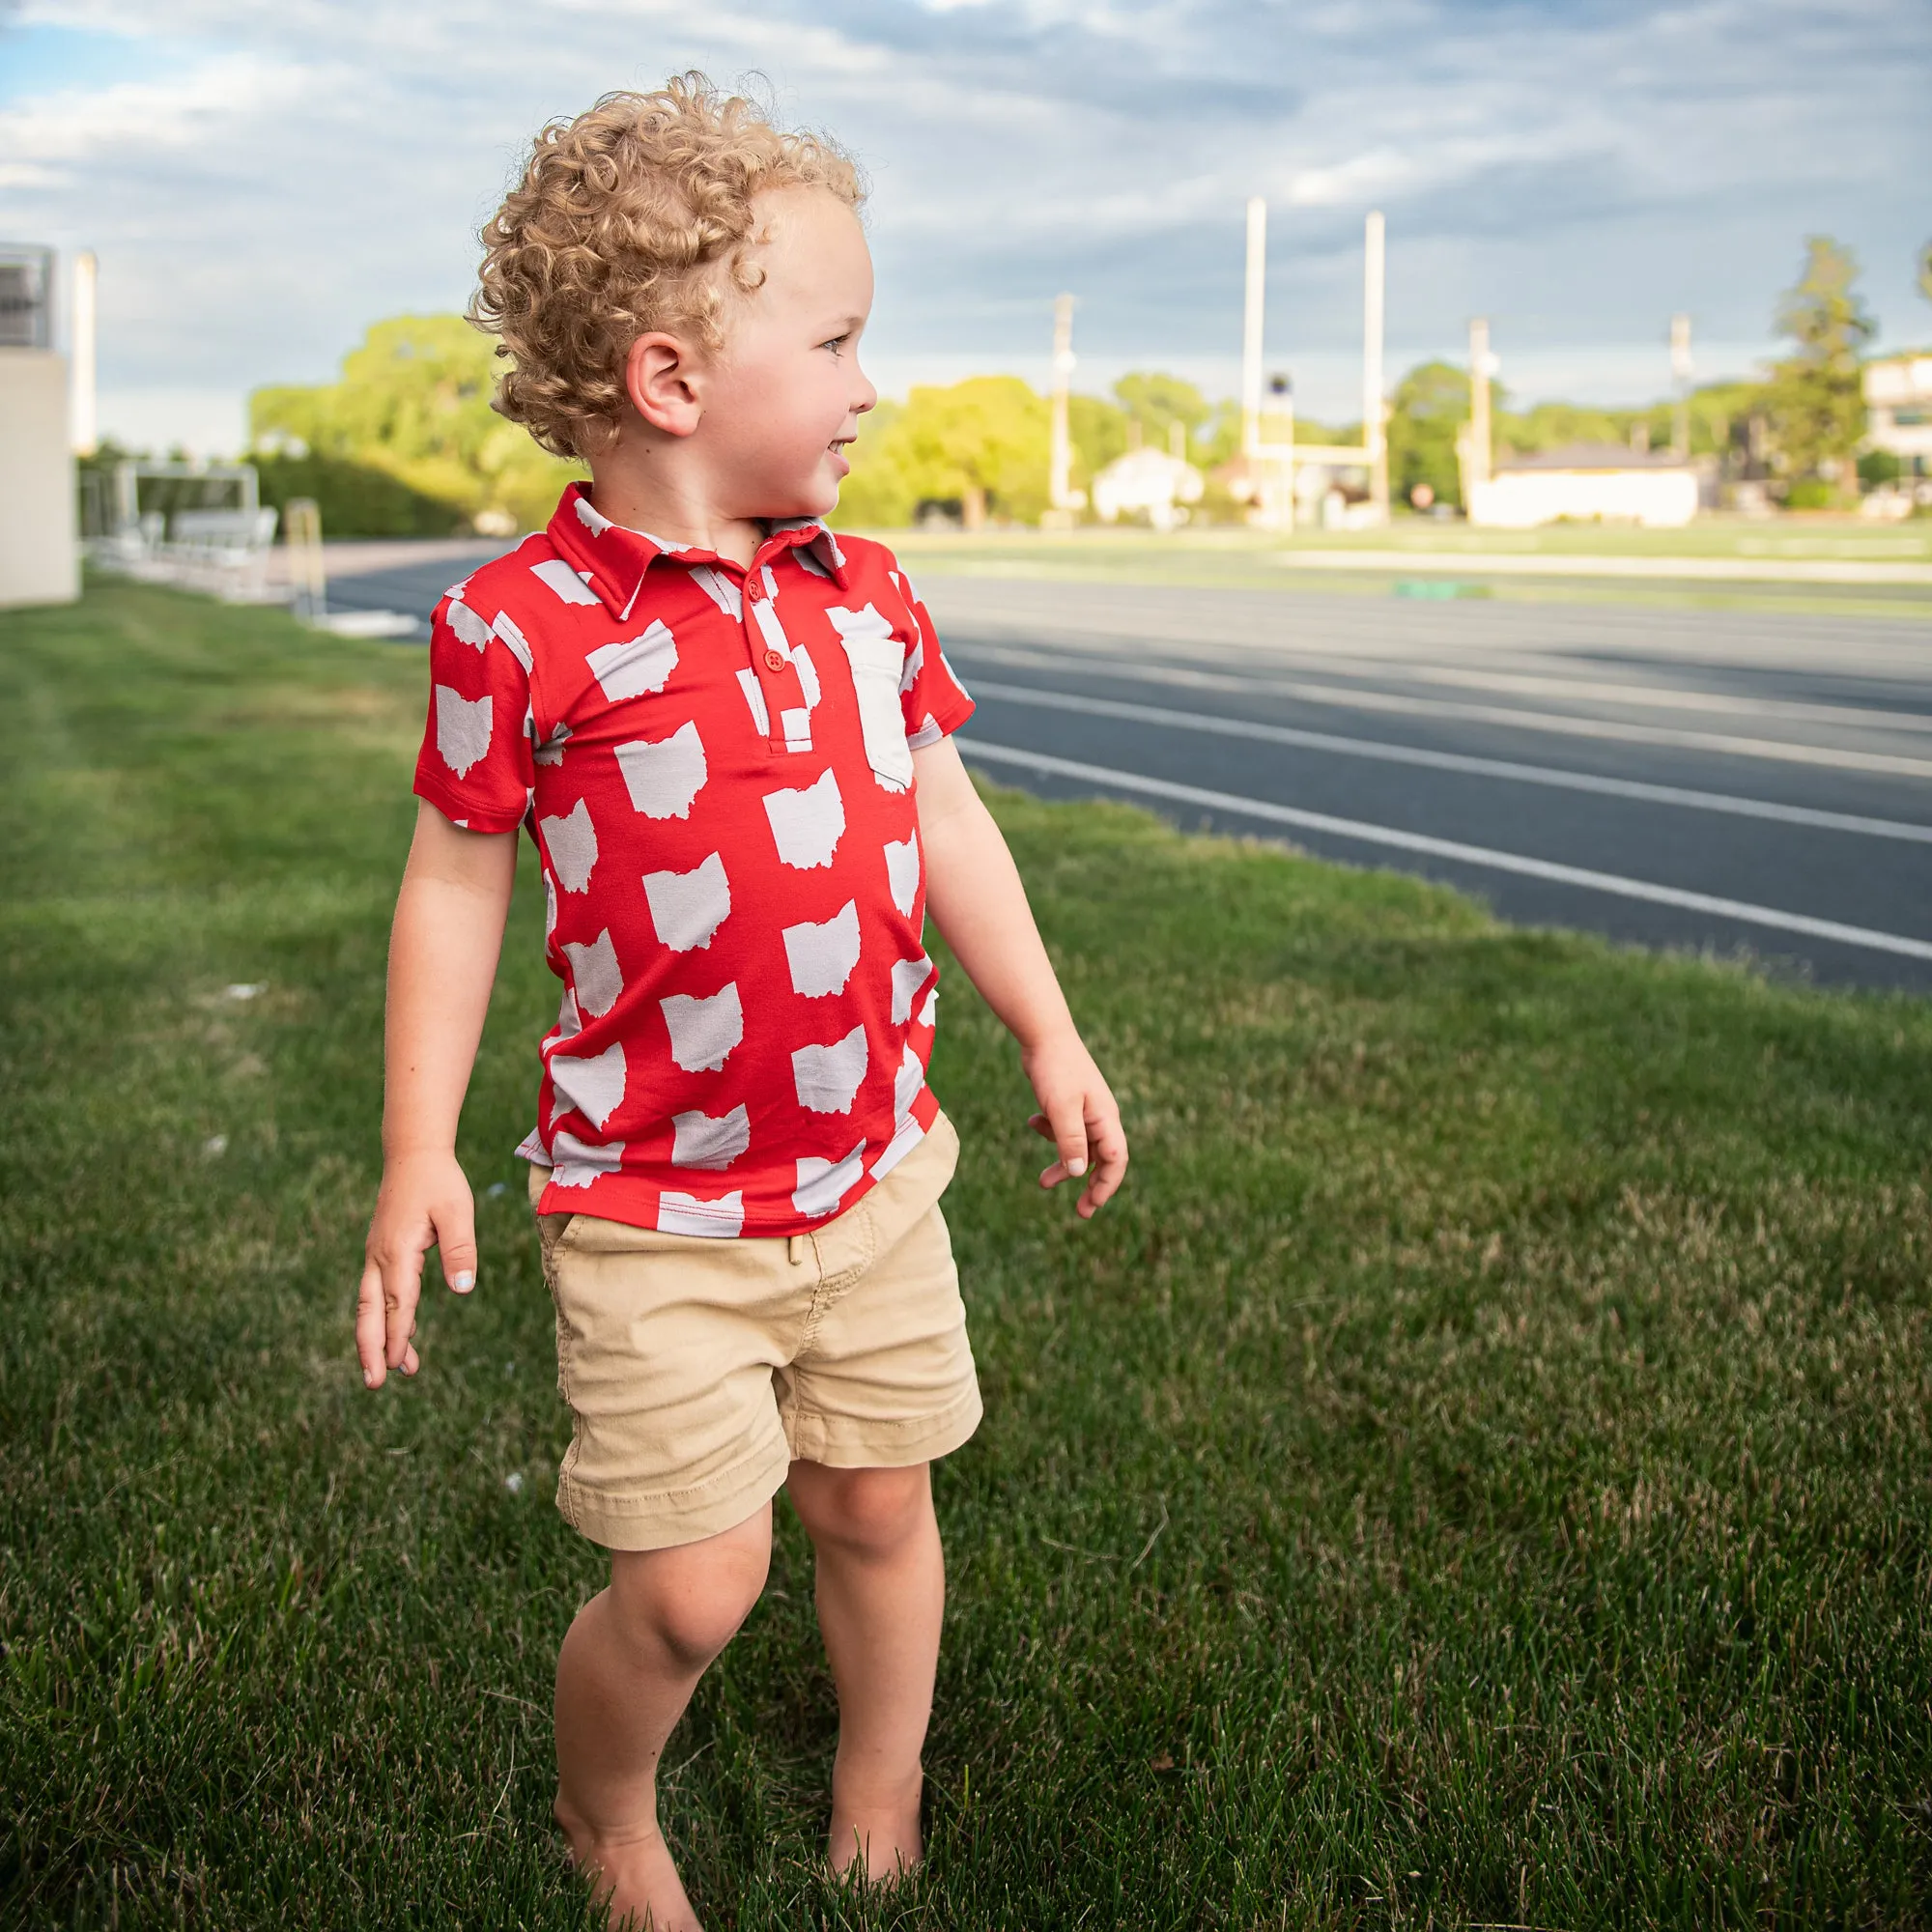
top-left (412, 484), bottom-right (975, 1237)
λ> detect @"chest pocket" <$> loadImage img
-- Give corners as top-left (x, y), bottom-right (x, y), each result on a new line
top-left (827, 604), bottom-right (914, 793)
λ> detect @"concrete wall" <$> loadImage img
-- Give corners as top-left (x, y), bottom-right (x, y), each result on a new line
top-left (0, 350), bottom-right (79, 609)
top-left (1470, 467), bottom-right (1699, 530)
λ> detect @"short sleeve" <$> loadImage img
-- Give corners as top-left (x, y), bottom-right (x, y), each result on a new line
top-left (889, 567), bottom-right (975, 750)
top-left (412, 586), bottom-right (536, 834)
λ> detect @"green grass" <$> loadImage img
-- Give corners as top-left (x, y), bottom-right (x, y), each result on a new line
top-left (879, 522), bottom-right (1932, 623)
top-left (6, 582), bottom-right (1932, 1928)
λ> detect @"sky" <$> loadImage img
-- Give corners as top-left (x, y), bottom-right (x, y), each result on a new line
top-left (2, 0), bottom-right (1927, 456)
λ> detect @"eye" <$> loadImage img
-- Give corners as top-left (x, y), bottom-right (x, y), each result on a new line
top-left (820, 332), bottom-right (849, 355)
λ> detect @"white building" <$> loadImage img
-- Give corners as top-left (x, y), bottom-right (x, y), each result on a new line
top-left (0, 244), bottom-right (79, 610)
top-left (1468, 444), bottom-right (1700, 529)
top-left (1090, 446), bottom-right (1204, 532)
top-left (1863, 355), bottom-right (1932, 473)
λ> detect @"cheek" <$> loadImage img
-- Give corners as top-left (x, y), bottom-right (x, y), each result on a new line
top-left (783, 369), bottom-right (847, 452)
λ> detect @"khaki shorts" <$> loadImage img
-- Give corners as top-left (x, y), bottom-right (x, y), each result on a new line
top-left (527, 1114), bottom-right (980, 1551)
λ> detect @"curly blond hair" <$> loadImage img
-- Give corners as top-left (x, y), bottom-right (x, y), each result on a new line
top-left (470, 75), bottom-right (864, 460)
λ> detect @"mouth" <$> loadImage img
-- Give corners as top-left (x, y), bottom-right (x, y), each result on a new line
top-left (828, 439), bottom-right (853, 476)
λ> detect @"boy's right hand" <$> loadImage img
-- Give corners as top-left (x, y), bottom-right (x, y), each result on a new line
top-left (356, 1151), bottom-right (478, 1389)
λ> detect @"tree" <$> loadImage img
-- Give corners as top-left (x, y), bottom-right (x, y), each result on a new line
top-left (1919, 240), bottom-right (1932, 309)
top-left (1764, 236), bottom-right (1874, 486)
top-left (1112, 372), bottom-right (1211, 453)
top-left (1067, 394), bottom-right (1129, 487)
top-left (1386, 361), bottom-right (1479, 509)
top-left (251, 315), bottom-right (582, 532)
top-left (833, 377), bottom-right (1051, 528)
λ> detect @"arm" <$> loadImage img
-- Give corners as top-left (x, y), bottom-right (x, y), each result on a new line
top-left (913, 736), bottom-right (1127, 1218)
top-left (355, 802), bottom-right (519, 1387)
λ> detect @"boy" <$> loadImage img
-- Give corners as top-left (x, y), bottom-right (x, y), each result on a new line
top-left (355, 76), bottom-right (1126, 1931)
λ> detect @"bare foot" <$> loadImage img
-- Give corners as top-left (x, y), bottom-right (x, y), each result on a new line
top-left (828, 1786), bottom-right (923, 1885)
top-left (557, 1799), bottom-right (701, 1931)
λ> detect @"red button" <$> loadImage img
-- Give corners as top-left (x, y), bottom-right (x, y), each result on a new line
top-left (763, 648), bottom-right (785, 673)
top-left (748, 579), bottom-right (766, 603)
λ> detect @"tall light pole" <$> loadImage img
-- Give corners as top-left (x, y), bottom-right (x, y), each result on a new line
top-left (1241, 197), bottom-right (1266, 460)
top-left (1670, 312), bottom-right (1692, 461)
top-left (1468, 315), bottom-right (1492, 491)
top-left (1362, 211), bottom-right (1387, 521)
top-left (71, 248), bottom-right (98, 457)
top-left (1046, 292), bottom-right (1077, 526)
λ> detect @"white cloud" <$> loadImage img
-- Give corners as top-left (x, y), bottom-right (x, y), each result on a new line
top-left (0, 51), bottom-right (306, 173)
top-left (0, 0), bottom-right (1923, 448)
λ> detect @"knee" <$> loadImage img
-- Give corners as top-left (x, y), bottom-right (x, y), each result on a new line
top-left (610, 1517), bottom-right (771, 1670)
top-left (791, 1463), bottom-right (932, 1562)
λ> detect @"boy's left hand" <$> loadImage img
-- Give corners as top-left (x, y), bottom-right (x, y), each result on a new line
top-left (1022, 1030), bottom-right (1128, 1219)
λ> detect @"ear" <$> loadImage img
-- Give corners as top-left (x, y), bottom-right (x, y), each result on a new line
top-left (623, 331), bottom-right (705, 438)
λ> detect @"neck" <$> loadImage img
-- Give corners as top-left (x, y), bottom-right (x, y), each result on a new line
top-left (585, 433), bottom-right (766, 568)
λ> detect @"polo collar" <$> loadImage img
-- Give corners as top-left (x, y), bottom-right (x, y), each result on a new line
top-left (546, 483), bottom-right (849, 621)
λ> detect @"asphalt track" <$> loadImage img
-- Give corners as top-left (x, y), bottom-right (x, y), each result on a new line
top-left (323, 543), bottom-right (1932, 995)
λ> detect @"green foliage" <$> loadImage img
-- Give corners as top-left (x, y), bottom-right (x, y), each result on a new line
top-left (838, 372), bottom-right (1229, 528)
top-left (251, 315), bottom-right (583, 536)
top-left (1111, 372), bottom-right (1211, 452)
top-left (1066, 393), bottom-right (1128, 488)
top-left (1859, 448), bottom-right (1904, 489)
top-left (1765, 237), bottom-right (1874, 484)
top-left (1677, 381), bottom-right (1770, 462)
top-left (1918, 240), bottom-right (1931, 308)
top-left (1387, 360), bottom-right (1478, 508)
top-left (834, 377), bottom-right (1050, 527)
top-left (1500, 401), bottom-right (1637, 457)
top-left (9, 582), bottom-right (1932, 1925)
top-left (252, 453), bottom-right (472, 540)
top-left (1192, 400), bottom-right (1244, 471)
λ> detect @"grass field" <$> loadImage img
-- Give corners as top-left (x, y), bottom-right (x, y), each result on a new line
top-left (882, 521), bottom-right (1932, 624)
top-left (6, 582), bottom-right (1932, 1928)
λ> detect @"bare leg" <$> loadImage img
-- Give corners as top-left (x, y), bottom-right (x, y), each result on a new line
top-left (553, 1506), bottom-right (772, 1930)
top-left (785, 1462), bottom-right (943, 1882)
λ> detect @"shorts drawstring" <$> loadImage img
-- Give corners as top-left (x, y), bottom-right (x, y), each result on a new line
top-left (787, 1234), bottom-right (805, 1265)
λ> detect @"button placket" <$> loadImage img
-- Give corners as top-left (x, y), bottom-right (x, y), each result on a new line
top-left (743, 562), bottom-right (808, 754)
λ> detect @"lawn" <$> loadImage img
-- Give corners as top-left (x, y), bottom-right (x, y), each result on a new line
top-left (882, 523), bottom-right (1932, 624)
top-left (5, 581), bottom-right (1932, 1928)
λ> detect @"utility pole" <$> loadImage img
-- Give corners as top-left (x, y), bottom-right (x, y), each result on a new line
top-left (1241, 197), bottom-right (1266, 460)
top-left (1362, 211), bottom-right (1387, 522)
top-left (71, 249), bottom-right (98, 457)
top-left (1046, 292), bottom-right (1077, 527)
top-left (1670, 312), bottom-right (1692, 461)
top-left (1468, 315), bottom-right (1492, 491)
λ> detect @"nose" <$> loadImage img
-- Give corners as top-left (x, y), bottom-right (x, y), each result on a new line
top-left (853, 355), bottom-right (878, 417)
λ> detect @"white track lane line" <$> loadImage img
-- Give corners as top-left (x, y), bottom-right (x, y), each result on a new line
top-left (954, 640), bottom-right (1932, 781)
top-left (959, 739), bottom-right (1932, 963)
top-left (966, 679), bottom-right (1932, 844)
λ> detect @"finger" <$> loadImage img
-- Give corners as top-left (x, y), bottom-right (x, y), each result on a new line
top-left (1028, 1111), bottom-right (1056, 1143)
top-left (1038, 1094), bottom-right (1091, 1190)
top-left (434, 1192), bottom-right (478, 1295)
top-left (1076, 1117), bottom-right (1130, 1219)
top-left (355, 1259), bottom-right (388, 1389)
top-left (401, 1339), bottom-right (421, 1377)
top-left (384, 1248), bottom-right (424, 1372)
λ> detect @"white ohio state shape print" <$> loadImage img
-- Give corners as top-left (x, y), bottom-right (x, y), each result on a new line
top-left (642, 851), bottom-right (731, 952)
top-left (614, 720), bottom-right (708, 819)
top-left (791, 1024), bottom-right (868, 1114)
top-left (762, 769), bottom-right (845, 869)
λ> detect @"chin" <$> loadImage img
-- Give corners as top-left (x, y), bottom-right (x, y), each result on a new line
top-left (789, 478), bottom-right (840, 520)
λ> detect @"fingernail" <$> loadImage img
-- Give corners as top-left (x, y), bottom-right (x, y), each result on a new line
top-left (452, 1271), bottom-right (474, 1293)
top-left (1069, 1158), bottom-right (1087, 1177)
top-left (363, 1372), bottom-right (377, 1389)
